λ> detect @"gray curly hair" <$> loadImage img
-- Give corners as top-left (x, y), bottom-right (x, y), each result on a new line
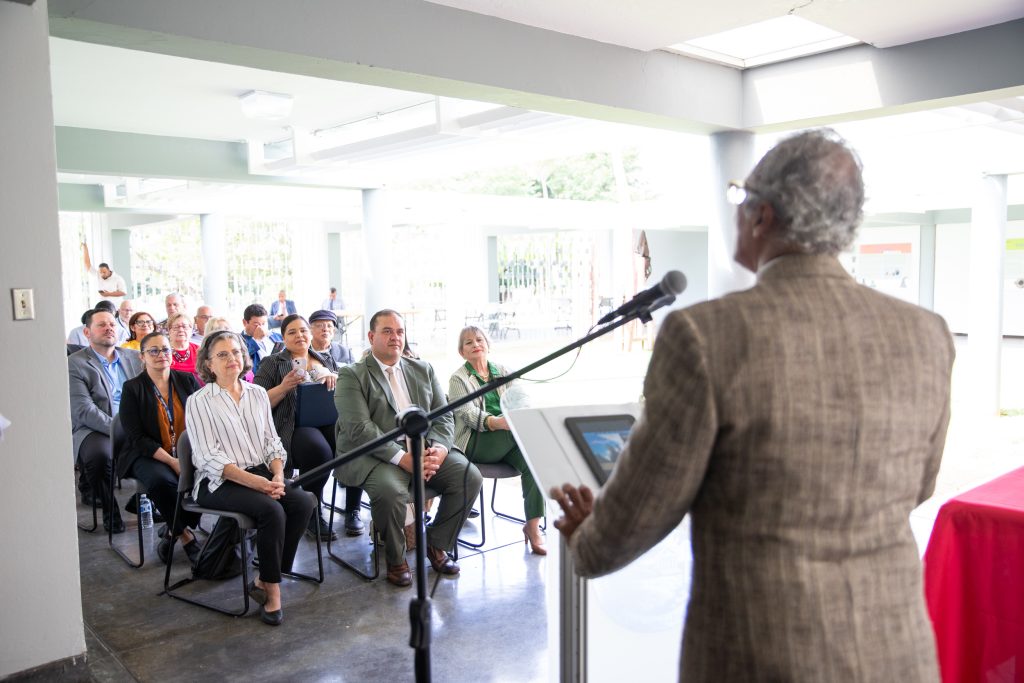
top-left (744, 128), bottom-right (865, 255)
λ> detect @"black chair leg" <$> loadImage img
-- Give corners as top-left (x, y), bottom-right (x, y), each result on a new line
top-left (282, 491), bottom-right (324, 584)
top-left (458, 488), bottom-right (487, 550)
top-left (163, 516), bottom-right (252, 618)
top-left (326, 485), bottom-right (379, 580)
top-left (108, 464), bottom-right (144, 568)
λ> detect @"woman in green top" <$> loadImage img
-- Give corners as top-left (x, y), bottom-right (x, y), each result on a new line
top-left (448, 326), bottom-right (546, 555)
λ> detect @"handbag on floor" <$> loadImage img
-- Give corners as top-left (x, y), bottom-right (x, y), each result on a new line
top-left (192, 517), bottom-right (244, 580)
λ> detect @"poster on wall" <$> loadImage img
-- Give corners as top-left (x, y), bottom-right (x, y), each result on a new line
top-left (846, 242), bottom-right (916, 303)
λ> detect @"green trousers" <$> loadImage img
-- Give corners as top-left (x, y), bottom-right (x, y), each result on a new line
top-left (467, 430), bottom-right (544, 521)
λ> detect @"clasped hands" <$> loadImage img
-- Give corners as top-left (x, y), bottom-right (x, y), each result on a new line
top-left (256, 472), bottom-right (286, 499)
top-left (398, 444), bottom-right (448, 481)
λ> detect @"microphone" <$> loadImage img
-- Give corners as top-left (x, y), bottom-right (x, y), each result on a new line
top-left (598, 270), bottom-right (687, 324)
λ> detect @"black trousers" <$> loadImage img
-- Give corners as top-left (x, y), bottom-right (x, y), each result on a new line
top-left (197, 468), bottom-right (315, 584)
top-left (128, 456), bottom-right (201, 536)
top-left (78, 432), bottom-right (115, 514)
top-left (291, 426), bottom-right (363, 513)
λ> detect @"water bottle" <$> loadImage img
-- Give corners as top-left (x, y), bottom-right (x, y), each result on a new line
top-left (139, 494), bottom-right (153, 529)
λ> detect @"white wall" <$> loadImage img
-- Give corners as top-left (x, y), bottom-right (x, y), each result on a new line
top-left (0, 1), bottom-right (86, 677)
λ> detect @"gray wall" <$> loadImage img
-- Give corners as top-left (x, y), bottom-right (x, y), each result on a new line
top-left (0, 0), bottom-right (86, 677)
top-left (645, 230), bottom-right (710, 311)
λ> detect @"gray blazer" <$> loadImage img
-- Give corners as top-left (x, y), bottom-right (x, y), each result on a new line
top-left (569, 254), bottom-right (954, 681)
top-left (334, 354), bottom-right (455, 487)
top-left (68, 346), bottom-right (143, 460)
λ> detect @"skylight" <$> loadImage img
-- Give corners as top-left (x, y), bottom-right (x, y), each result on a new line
top-left (666, 15), bottom-right (861, 69)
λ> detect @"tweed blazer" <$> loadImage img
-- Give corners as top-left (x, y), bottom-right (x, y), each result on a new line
top-left (68, 346), bottom-right (143, 460)
top-left (570, 254), bottom-right (953, 682)
top-left (252, 347), bottom-right (335, 457)
top-left (116, 369), bottom-right (200, 478)
top-left (447, 361), bottom-right (527, 453)
top-left (333, 354), bottom-right (455, 487)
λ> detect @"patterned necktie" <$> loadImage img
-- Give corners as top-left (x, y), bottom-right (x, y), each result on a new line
top-left (386, 366), bottom-right (411, 411)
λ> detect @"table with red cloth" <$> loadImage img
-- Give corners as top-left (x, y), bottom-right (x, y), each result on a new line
top-left (924, 466), bottom-right (1024, 682)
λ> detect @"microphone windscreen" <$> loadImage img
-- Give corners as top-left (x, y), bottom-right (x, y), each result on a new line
top-left (661, 270), bottom-right (687, 296)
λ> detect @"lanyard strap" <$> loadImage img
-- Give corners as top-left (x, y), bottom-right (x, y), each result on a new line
top-left (153, 382), bottom-right (177, 457)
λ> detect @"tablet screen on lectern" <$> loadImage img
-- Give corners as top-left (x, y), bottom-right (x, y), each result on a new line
top-left (564, 414), bottom-right (635, 485)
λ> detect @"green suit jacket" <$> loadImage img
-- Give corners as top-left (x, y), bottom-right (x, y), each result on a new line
top-left (333, 354), bottom-right (455, 487)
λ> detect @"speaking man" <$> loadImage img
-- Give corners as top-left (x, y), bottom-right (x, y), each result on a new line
top-left (552, 129), bottom-right (954, 681)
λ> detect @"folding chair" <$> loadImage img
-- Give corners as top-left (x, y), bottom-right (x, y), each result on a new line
top-left (458, 462), bottom-right (544, 550)
top-left (164, 432), bottom-right (323, 617)
top-left (108, 415), bottom-right (145, 567)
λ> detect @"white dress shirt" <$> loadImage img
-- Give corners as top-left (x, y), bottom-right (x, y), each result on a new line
top-left (185, 380), bottom-right (286, 497)
top-left (371, 354), bottom-right (414, 465)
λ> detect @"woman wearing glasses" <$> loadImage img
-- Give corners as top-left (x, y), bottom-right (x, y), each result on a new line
top-left (188, 330), bottom-right (315, 626)
top-left (166, 312), bottom-right (201, 384)
top-left (119, 331), bottom-right (203, 565)
top-left (120, 311), bottom-right (157, 351)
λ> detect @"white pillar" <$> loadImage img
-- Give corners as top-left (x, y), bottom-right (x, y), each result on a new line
top-left (290, 220), bottom-right (329, 315)
top-left (200, 213), bottom-right (228, 315)
top-left (708, 131), bottom-right (756, 298)
top-left (967, 173), bottom-right (1008, 418)
top-left (361, 189), bottom-right (394, 322)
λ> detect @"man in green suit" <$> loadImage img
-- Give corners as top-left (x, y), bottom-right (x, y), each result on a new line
top-left (334, 309), bottom-right (482, 587)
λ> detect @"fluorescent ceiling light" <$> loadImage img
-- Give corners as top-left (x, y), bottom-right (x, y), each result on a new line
top-left (239, 90), bottom-right (294, 120)
top-left (667, 16), bottom-right (860, 68)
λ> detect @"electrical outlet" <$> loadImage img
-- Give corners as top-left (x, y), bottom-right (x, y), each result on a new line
top-left (12, 289), bottom-right (34, 320)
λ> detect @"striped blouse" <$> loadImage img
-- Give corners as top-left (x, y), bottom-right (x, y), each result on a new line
top-left (185, 380), bottom-right (286, 497)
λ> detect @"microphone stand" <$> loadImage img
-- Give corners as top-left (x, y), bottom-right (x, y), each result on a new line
top-left (292, 300), bottom-right (669, 683)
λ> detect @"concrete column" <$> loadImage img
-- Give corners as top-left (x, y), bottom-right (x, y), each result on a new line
top-left (291, 220), bottom-right (329, 314)
top-left (0, 0), bottom-right (87, 677)
top-left (110, 228), bottom-right (133, 294)
top-left (327, 231), bottom-right (342, 292)
top-left (200, 214), bottom-right (228, 314)
top-left (487, 235), bottom-right (499, 303)
top-left (967, 174), bottom-right (1008, 418)
top-left (708, 131), bottom-right (756, 298)
top-left (918, 223), bottom-right (936, 311)
top-left (361, 189), bottom-right (394, 318)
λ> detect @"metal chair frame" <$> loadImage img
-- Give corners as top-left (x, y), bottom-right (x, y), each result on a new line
top-left (163, 433), bottom-right (323, 617)
top-left (458, 462), bottom-right (545, 550)
top-left (108, 415), bottom-right (146, 568)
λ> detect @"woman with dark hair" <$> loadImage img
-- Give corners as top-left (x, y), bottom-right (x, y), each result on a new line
top-left (187, 330), bottom-right (315, 626)
top-left (119, 331), bottom-right (202, 564)
top-left (254, 313), bottom-right (364, 540)
top-left (120, 311), bottom-right (157, 351)
top-left (448, 325), bottom-right (545, 555)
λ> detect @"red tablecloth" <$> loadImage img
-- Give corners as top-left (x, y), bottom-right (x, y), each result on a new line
top-left (924, 466), bottom-right (1024, 682)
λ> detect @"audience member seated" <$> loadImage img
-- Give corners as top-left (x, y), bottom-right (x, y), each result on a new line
top-left (254, 314), bottom-right (365, 540)
top-left (321, 287), bottom-right (345, 312)
top-left (158, 292), bottom-right (187, 333)
top-left (69, 309), bottom-right (143, 532)
top-left (448, 326), bottom-right (546, 555)
top-left (241, 304), bottom-right (282, 374)
top-left (308, 309), bottom-right (355, 366)
top-left (335, 309), bottom-right (482, 587)
top-left (192, 305), bottom-right (213, 345)
top-left (115, 300), bottom-right (133, 344)
top-left (67, 300), bottom-right (117, 347)
top-left (118, 331), bottom-right (202, 564)
top-left (187, 330), bottom-right (315, 626)
top-left (120, 311), bottom-right (156, 351)
top-left (166, 313), bottom-right (201, 385)
top-left (206, 317), bottom-right (254, 382)
top-left (269, 289), bottom-right (297, 329)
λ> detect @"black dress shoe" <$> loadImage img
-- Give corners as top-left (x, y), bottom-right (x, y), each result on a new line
top-left (260, 605), bottom-right (283, 626)
top-left (182, 539), bottom-right (202, 566)
top-left (247, 580), bottom-right (268, 605)
top-left (344, 510), bottom-right (365, 536)
top-left (467, 508), bottom-right (480, 519)
top-left (305, 514), bottom-right (337, 541)
top-left (104, 509), bottom-right (126, 534)
top-left (157, 538), bottom-right (172, 565)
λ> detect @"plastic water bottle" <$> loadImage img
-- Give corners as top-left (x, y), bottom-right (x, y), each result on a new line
top-left (139, 494), bottom-right (153, 529)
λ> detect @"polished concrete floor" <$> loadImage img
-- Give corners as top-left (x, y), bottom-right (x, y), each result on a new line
top-left (77, 480), bottom-right (551, 683)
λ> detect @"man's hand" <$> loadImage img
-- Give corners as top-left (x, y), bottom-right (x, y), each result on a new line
top-left (550, 484), bottom-right (595, 540)
top-left (422, 445), bottom-right (448, 481)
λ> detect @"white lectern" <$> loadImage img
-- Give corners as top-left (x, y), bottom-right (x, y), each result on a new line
top-left (504, 399), bottom-right (691, 682)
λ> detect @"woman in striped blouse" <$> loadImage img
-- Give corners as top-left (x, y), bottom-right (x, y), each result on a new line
top-left (185, 330), bottom-right (315, 626)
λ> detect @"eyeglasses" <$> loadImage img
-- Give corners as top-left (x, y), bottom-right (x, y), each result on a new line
top-left (169, 324), bottom-right (192, 331)
top-left (214, 349), bottom-right (244, 360)
top-left (196, 314), bottom-right (212, 320)
top-left (311, 321), bottom-right (335, 330)
top-left (135, 319), bottom-right (155, 327)
top-left (144, 347), bottom-right (172, 357)
top-left (726, 180), bottom-right (769, 207)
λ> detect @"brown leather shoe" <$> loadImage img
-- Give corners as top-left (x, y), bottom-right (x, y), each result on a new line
top-left (386, 561), bottom-right (412, 587)
top-left (426, 546), bottom-right (460, 575)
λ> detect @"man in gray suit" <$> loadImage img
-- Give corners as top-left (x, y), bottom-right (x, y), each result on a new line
top-left (335, 310), bottom-right (482, 587)
top-left (552, 130), bottom-right (953, 681)
top-left (69, 309), bottom-right (143, 532)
